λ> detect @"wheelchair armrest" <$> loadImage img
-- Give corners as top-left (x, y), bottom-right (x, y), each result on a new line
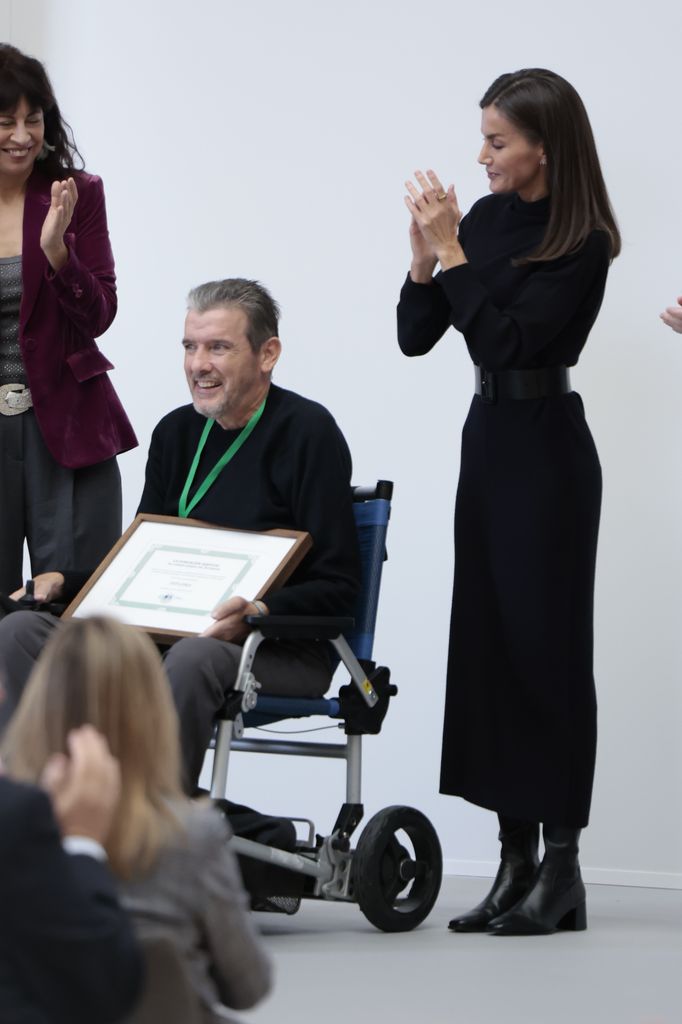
top-left (244, 615), bottom-right (354, 641)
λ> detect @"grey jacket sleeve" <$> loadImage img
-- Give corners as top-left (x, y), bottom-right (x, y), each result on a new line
top-left (197, 812), bottom-right (273, 1010)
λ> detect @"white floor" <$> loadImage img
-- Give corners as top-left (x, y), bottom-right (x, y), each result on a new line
top-left (244, 876), bottom-right (682, 1024)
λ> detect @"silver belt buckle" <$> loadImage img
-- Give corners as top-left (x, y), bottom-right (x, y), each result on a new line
top-left (0, 383), bottom-right (33, 416)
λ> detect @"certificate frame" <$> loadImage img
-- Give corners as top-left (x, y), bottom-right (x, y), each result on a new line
top-left (62, 514), bottom-right (312, 644)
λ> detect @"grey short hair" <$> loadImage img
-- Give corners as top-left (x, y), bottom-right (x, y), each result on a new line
top-left (186, 278), bottom-right (280, 353)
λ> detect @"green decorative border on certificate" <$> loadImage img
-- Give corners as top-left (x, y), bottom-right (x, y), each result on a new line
top-left (113, 544), bottom-right (256, 616)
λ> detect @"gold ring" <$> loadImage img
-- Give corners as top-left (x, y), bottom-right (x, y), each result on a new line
top-left (436, 192), bottom-right (447, 201)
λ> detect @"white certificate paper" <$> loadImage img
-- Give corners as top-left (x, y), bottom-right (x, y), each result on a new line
top-left (113, 544), bottom-right (256, 615)
top-left (66, 517), bottom-right (308, 639)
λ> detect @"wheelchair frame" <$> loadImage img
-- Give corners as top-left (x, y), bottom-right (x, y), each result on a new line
top-left (210, 481), bottom-right (443, 932)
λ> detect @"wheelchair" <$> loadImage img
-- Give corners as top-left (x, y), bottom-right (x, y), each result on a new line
top-left (210, 481), bottom-right (443, 932)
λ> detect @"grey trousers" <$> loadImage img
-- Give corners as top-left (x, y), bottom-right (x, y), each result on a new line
top-left (0, 410), bottom-right (122, 595)
top-left (0, 611), bottom-right (331, 791)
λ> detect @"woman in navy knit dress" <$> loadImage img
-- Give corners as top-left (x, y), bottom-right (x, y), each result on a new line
top-left (398, 69), bottom-right (620, 935)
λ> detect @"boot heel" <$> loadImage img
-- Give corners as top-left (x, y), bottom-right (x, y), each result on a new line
top-left (557, 901), bottom-right (587, 931)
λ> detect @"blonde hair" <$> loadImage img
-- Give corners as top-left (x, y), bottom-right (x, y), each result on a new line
top-left (1, 616), bottom-right (185, 879)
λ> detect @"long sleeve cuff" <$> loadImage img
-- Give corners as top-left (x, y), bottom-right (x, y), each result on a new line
top-left (62, 836), bottom-right (108, 861)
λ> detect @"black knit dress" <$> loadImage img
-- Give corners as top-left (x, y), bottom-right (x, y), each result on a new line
top-left (398, 193), bottom-right (610, 827)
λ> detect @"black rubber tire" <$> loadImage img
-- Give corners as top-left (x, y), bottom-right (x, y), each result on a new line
top-left (352, 805), bottom-right (442, 932)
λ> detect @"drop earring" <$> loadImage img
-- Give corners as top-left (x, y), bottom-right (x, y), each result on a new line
top-left (540, 155), bottom-right (547, 166)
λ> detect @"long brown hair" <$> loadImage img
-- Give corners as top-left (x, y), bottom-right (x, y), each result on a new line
top-left (0, 43), bottom-right (85, 177)
top-left (481, 69), bottom-right (621, 263)
top-left (1, 616), bottom-right (184, 879)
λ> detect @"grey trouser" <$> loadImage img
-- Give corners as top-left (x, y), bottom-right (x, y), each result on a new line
top-left (0, 410), bottom-right (122, 595)
top-left (0, 611), bottom-right (331, 791)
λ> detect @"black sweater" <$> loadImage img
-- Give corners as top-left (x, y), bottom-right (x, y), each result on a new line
top-left (136, 384), bottom-right (361, 618)
top-left (398, 193), bottom-right (611, 371)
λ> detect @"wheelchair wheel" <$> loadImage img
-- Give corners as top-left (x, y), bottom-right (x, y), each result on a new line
top-left (352, 805), bottom-right (442, 932)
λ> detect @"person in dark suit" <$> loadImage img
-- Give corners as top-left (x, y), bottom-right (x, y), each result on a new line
top-left (0, 722), bottom-right (142, 1023)
top-left (0, 44), bottom-right (137, 596)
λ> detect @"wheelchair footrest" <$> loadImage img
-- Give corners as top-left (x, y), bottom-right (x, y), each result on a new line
top-left (251, 894), bottom-right (301, 915)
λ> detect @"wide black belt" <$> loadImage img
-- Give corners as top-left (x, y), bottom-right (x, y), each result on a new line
top-left (474, 365), bottom-right (571, 403)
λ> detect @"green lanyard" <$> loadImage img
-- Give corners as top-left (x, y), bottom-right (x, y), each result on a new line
top-left (178, 395), bottom-right (267, 518)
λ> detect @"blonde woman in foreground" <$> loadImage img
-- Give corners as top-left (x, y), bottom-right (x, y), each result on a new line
top-left (1, 616), bottom-right (272, 1024)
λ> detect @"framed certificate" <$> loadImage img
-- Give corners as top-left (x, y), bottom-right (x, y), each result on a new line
top-left (62, 514), bottom-right (311, 643)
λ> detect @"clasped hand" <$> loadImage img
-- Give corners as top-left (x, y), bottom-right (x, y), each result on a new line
top-left (405, 169), bottom-right (465, 279)
top-left (40, 177), bottom-right (79, 272)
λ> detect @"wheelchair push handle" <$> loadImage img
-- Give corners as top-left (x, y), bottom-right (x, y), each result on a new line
top-left (352, 480), bottom-right (393, 502)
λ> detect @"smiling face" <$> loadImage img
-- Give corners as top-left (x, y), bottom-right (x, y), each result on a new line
top-left (0, 95), bottom-right (44, 181)
top-left (182, 306), bottom-right (281, 430)
top-left (478, 104), bottom-right (547, 202)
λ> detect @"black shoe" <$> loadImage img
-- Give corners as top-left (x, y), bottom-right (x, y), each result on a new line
top-left (448, 819), bottom-right (539, 933)
top-left (487, 825), bottom-right (587, 936)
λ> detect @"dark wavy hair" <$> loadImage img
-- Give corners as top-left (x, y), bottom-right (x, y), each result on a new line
top-left (481, 69), bottom-right (620, 263)
top-left (0, 43), bottom-right (84, 177)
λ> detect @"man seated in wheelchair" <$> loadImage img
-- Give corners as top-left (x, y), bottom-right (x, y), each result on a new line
top-left (0, 278), bottom-right (361, 806)
top-left (143, 277), bottom-right (362, 793)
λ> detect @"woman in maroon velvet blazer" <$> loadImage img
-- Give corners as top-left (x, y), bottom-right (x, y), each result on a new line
top-left (0, 45), bottom-right (136, 595)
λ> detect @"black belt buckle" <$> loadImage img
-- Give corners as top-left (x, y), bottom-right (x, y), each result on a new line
top-left (479, 368), bottom-right (496, 404)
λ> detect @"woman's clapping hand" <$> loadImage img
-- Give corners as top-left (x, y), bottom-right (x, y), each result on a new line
top-left (660, 296), bottom-right (682, 334)
top-left (40, 177), bottom-right (79, 272)
top-left (405, 168), bottom-right (466, 276)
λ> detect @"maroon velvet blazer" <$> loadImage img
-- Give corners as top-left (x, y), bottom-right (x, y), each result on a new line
top-left (19, 167), bottom-right (137, 468)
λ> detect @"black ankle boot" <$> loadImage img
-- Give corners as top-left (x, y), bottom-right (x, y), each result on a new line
top-left (486, 825), bottom-right (586, 935)
top-left (448, 818), bottom-right (539, 932)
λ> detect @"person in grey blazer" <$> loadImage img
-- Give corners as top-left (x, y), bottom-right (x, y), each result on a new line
top-left (121, 799), bottom-right (270, 1020)
top-left (1, 616), bottom-right (272, 1024)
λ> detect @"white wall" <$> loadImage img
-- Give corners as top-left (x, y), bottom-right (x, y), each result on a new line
top-left (4, 0), bottom-right (681, 887)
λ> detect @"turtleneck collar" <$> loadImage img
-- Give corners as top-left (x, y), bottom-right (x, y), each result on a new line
top-left (510, 192), bottom-right (551, 220)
